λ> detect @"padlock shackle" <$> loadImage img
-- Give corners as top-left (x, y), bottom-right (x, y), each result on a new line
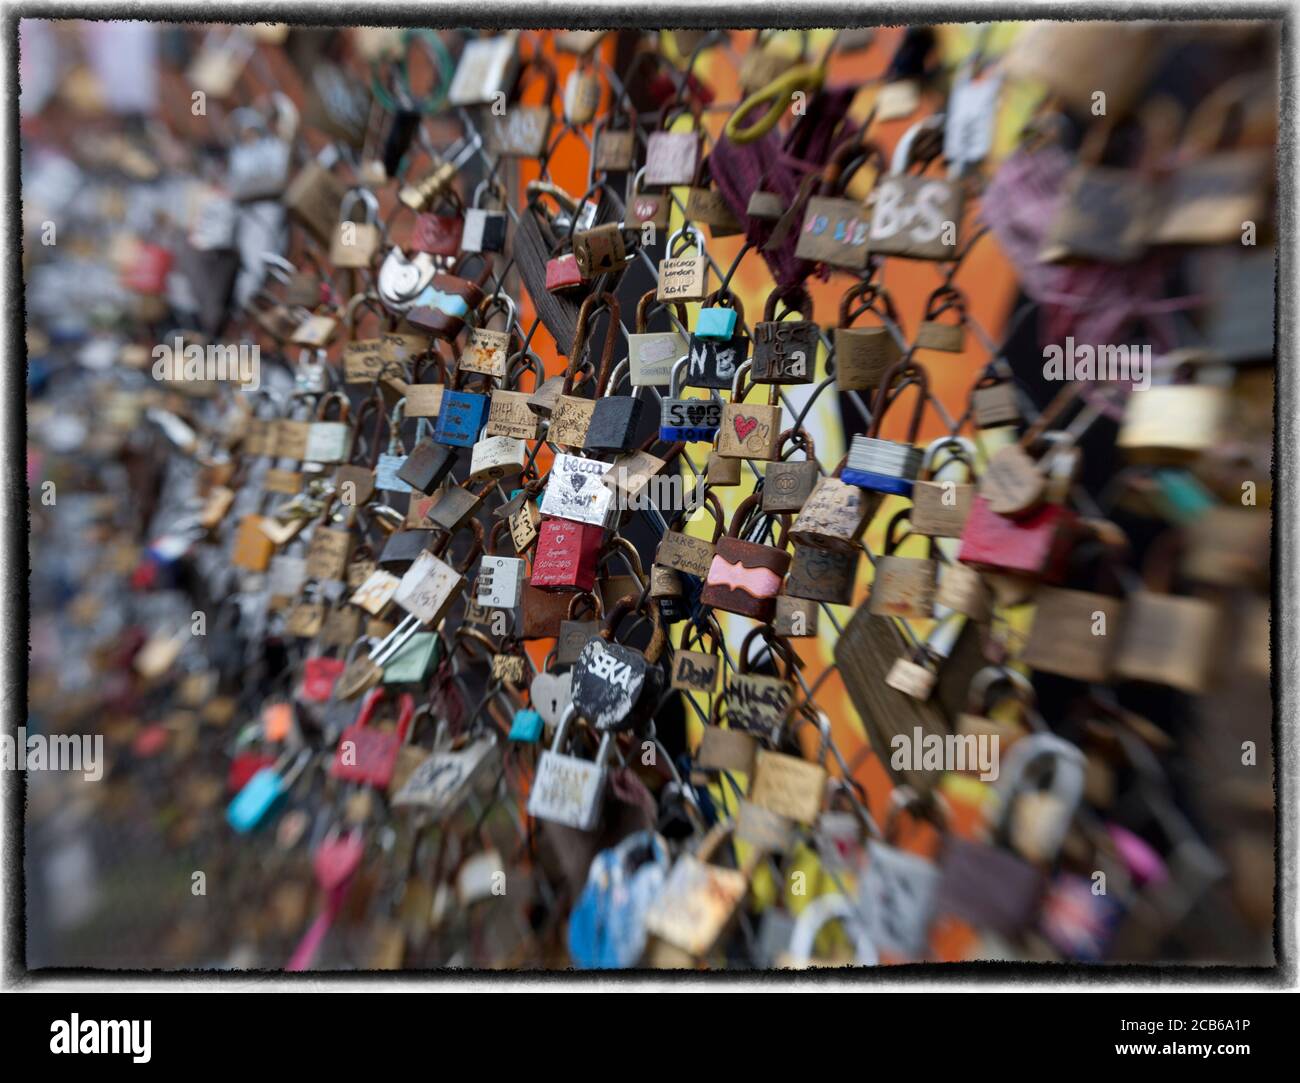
top-left (636, 287), bottom-right (689, 335)
top-left (763, 283), bottom-right (813, 324)
top-left (737, 623), bottom-right (797, 679)
top-left (601, 592), bottom-right (667, 665)
top-left (866, 358), bottom-right (929, 443)
top-left (567, 290), bottom-right (621, 397)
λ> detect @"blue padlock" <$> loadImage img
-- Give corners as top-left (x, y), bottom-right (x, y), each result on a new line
top-left (434, 388), bottom-right (491, 447)
top-left (509, 708), bottom-right (545, 743)
top-left (226, 749), bottom-right (312, 834)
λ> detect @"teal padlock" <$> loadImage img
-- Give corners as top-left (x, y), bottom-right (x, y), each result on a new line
top-left (509, 708), bottom-right (545, 743)
top-left (226, 749), bottom-right (312, 834)
top-left (383, 631), bottom-right (442, 684)
top-left (695, 305), bottom-right (739, 340)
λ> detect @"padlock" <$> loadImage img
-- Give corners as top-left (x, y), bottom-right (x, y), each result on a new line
top-left (1020, 523), bottom-right (1129, 683)
top-left (304, 496), bottom-right (354, 583)
top-left (433, 364), bottom-right (493, 449)
top-left (1039, 112), bottom-right (1157, 264)
top-left (859, 787), bottom-right (943, 959)
top-left (393, 725), bottom-right (499, 817)
top-left (868, 509), bottom-right (937, 620)
top-left (408, 193), bottom-right (466, 260)
top-left (330, 685), bottom-right (415, 789)
top-left (376, 399), bottom-right (416, 494)
top-left (763, 428), bottom-right (819, 512)
top-left (423, 481), bottom-right (484, 534)
top-left (656, 225), bottom-right (709, 304)
top-left (303, 391), bottom-right (353, 464)
top-left (984, 382), bottom-right (1094, 518)
top-left (330, 188), bottom-right (383, 269)
top-left (644, 102), bottom-right (702, 187)
top-left (915, 284), bottom-right (968, 353)
top-left (399, 431), bottom-right (458, 501)
top-left (226, 749), bottom-right (313, 834)
top-left (574, 222), bottom-right (633, 280)
top-left (869, 115), bottom-right (964, 261)
top-left (469, 434), bottom-right (527, 484)
top-left (843, 358), bottom-right (929, 496)
top-left (701, 494), bottom-right (792, 621)
top-left (1117, 377), bottom-right (1228, 463)
top-left (531, 516), bottom-right (605, 593)
top-left (957, 495), bottom-right (1077, 580)
top-left (655, 491), bottom-right (725, 580)
top-left (447, 32), bottom-right (519, 106)
top-left (971, 370), bottom-right (1021, 428)
top-left (527, 704), bottom-right (615, 832)
top-left (550, 292), bottom-right (620, 448)
top-left (408, 256), bottom-right (492, 342)
top-left (717, 360), bottom-right (783, 461)
top-left (686, 290), bottom-right (748, 389)
top-left (284, 156), bottom-right (347, 244)
top-left (226, 96), bottom-right (295, 201)
top-left (752, 286), bottom-right (819, 385)
top-left (459, 293), bottom-right (517, 383)
top-left (540, 452), bottom-right (617, 528)
top-left (585, 358), bottom-right (646, 454)
top-left (559, 595), bottom-right (601, 667)
top-left (1113, 531), bottom-right (1219, 694)
top-left (592, 98), bottom-right (639, 173)
top-left (643, 822), bottom-right (758, 958)
top-left (462, 179), bottom-right (509, 254)
top-left (571, 595), bottom-right (666, 733)
top-left (994, 734), bottom-right (1088, 864)
top-left (477, 521), bottom-right (526, 610)
top-left (628, 288), bottom-right (689, 388)
top-left (795, 139), bottom-right (880, 269)
top-left (659, 355), bottom-right (722, 444)
top-left (491, 55), bottom-right (557, 158)
top-left (911, 436), bottom-right (977, 537)
top-left (834, 281), bottom-right (904, 392)
top-left (376, 246), bottom-right (438, 315)
top-left (626, 167), bottom-right (671, 232)
top-left (789, 470), bottom-right (875, 554)
top-left (1151, 75), bottom-right (1273, 246)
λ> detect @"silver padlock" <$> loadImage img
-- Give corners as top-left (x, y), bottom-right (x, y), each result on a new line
top-left (842, 359), bottom-right (928, 497)
top-left (461, 179), bottom-right (509, 254)
top-left (527, 705), bottom-right (614, 832)
top-left (477, 553), bottom-right (526, 610)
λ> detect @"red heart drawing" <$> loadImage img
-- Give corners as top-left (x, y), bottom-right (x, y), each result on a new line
top-left (733, 415), bottom-right (759, 442)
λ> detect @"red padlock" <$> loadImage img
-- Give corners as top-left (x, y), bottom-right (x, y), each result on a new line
top-left (545, 251), bottom-right (583, 293)
top-left (227, 752), bottom-right (277, 795)
top-left (412, 212), bottom-right (464, 258)
top-left (957, 496), bottom-right (1076, 579)
top-left (330, 686), bottom-right (415, 789)
top-left (122, 242), bottom-right (174, 295)
top-left (530, 516), bottom-right (605, 592)
top-left (299, 656), bottom-right (346, 704)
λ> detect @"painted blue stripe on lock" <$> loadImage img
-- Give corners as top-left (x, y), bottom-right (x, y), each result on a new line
top-left (841, 467), bottom-right (915, 497)
top-left (413, 286), bottom-right (470, 318)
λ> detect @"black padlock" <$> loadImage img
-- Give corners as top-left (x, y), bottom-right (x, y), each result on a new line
top-left (379, 529), bottom-right (433, 572)
top-left (396, 438), bottom-right (458, 494)
top-left (686, 290), bottom-right (749, 391)
top-left (584, 373), bottom-right (645, 453)
top-left (752, 286), bottom-right (819, 385)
